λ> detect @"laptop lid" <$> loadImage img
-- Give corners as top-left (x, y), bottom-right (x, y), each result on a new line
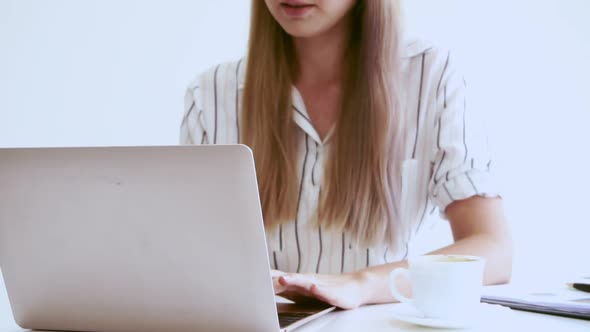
top-left (0, 145), bottom-right (280, 332)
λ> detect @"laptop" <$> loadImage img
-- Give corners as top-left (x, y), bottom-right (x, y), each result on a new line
top-left (0, 145), bottom-right (335, 332)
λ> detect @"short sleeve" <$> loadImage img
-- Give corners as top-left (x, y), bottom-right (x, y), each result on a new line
top-left (180, 84), bottom-right (209, 145)
top-left (428, 52), bottom-right (500, 215)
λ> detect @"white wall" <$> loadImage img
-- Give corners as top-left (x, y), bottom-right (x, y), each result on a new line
top-left (0, 0), bottom-right (250, 147)
top-left (0, 2), bottom-right (589, 325)
top-left (402, 0), bottom-right (590, 279)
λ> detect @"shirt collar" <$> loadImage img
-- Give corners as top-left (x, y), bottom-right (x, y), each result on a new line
top-left (238, 66), bottom-right (328, 145)
top-left (292, 87), bottom-right (327, 145)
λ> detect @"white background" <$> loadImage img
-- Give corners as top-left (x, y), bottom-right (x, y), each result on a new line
top-left (402, 0), bottom-right (590, 278)
top-left (1, 0), bottom-right (589, 328)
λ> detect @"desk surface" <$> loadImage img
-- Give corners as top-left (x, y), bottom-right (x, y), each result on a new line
top-left (2, 276), bottom-right (589, 331)
top-left (2, 301), bottom-right (589, 332)
top-left (2, 304), bottom-right (590, 332)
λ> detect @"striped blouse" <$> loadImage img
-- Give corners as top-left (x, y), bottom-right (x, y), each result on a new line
top-left (179, 40), bottom-right (499, 274)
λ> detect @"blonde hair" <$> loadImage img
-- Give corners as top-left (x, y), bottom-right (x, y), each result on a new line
top-left (242, 0), bottom-right (406, 248)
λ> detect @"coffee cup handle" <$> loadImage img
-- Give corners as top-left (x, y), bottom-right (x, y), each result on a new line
top-left (389, 268), bottom-right (413, 304)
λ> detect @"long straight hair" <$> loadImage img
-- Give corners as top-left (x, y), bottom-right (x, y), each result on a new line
top-left (242, 0), bottom-right (406, 248)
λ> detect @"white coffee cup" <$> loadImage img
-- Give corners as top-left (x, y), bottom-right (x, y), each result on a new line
top-left (389, 255), bottom-right (486, 319)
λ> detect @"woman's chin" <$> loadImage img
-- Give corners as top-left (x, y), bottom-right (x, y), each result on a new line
top-left (280, 24), bottom-right (329, 39)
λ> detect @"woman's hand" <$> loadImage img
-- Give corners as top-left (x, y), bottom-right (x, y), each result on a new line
top-left (271, 270), bottom-right (369, 310)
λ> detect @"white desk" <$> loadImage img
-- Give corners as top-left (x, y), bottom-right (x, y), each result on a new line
top-left (2, 276), bottom-right (589, 331)
top-left (2, 303), bottom-right (589, 332)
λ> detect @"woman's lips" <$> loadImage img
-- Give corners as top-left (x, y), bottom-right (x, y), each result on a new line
top-left (280, 3), bottom-right (315, 18)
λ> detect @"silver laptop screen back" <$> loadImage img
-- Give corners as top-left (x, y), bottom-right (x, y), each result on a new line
top-left (0, 145), bottom-right (279, 332)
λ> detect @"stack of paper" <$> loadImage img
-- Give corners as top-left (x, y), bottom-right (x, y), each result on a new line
top-left (482, 283), bottom-right (590, 320)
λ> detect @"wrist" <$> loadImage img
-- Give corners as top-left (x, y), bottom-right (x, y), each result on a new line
top-left (350, 260), bottom-right (409, 305)
top-left (350, 269), bottom-right (374, 306)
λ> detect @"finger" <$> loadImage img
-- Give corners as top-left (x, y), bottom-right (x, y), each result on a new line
top-left (309, 284), bottom-right (335, 305)
top-left (280, 274), bottom-right (315, 291)
top-left (281, 290), bottom-right (327, 305)
top-left (275, 276), bottom-right (314, 297)
top-left (273, 279), bottom-right (288, 294)
top-left (273, 283), bottom-right (287, 295)
top-left (279, 290), bottom-right (315, 304)
top-left (271, 269), bottom-right (286, 278)
top-left (283, 284), bottom-right (314, 297)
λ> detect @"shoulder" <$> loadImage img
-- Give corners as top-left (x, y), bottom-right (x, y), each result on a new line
top-left (183, 59), bottom-right (247, 144)
top-left (186, 58), bottom-right (247, 98)
top-left (401, 39), bottom-right (453, 74)
top-left (400, 39), bottom-right (461, 97)
top-left (401, 39), bottom-right (450, 63)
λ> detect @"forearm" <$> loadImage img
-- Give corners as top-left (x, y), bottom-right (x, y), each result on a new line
top-left (354, 233), bottom-right (512, 306)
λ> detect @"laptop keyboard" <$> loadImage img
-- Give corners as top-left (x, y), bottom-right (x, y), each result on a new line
top-left (278, 312), bottom-right (314, 328)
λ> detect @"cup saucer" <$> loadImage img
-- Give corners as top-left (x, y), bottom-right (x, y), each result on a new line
top-left (390, 303), bottom-right (510, 329)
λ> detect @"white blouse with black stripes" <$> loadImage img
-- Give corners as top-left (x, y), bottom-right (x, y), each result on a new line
top-left (179, 40), bottom-right (500, 274)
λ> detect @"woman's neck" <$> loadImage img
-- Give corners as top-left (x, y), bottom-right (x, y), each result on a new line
top-left (293, 19), bottom-right (351, 87)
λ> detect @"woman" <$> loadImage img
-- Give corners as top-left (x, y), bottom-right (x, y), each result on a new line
top-left (180, 0), bottom-right (512, 309)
